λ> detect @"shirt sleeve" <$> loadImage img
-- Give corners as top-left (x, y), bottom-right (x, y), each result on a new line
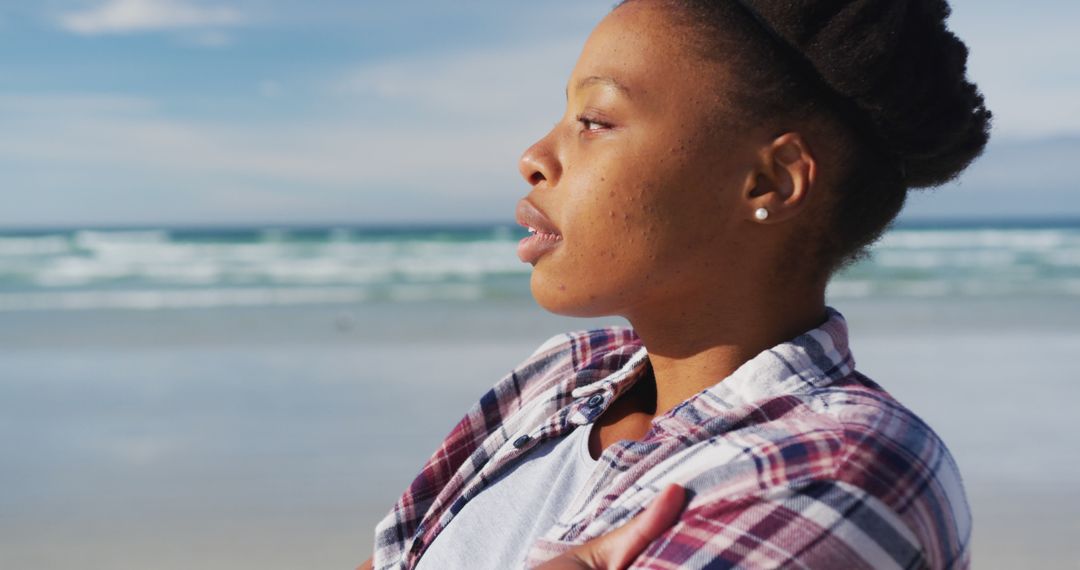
top-left (630, 478), bottom-right (939, 570)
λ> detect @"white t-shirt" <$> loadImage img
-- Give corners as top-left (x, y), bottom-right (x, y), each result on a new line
top-left (414, 423), bottom-right (599, 569)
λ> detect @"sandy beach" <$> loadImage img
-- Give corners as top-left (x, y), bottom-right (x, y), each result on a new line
top-left (1, 295), bottom-right (1078, 569)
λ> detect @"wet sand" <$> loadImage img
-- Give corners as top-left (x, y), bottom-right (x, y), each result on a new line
top-left (1, 296), bottom-right (1077, 569)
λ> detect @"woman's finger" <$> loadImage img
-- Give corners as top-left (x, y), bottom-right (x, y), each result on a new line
top-left (594, 483), bottom-right (686, 570)
top-left (536, 483), bottom-right (686, 570)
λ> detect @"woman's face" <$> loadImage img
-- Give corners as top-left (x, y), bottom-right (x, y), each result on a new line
top-left (517, 1), bottom-right (767, 318)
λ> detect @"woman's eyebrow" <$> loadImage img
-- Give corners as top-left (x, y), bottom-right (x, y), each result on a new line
top-left (565, 75), bottom-right (632, 101)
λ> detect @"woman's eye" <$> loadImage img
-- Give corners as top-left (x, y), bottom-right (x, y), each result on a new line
top-left (576, 115), bottom-right (609, 132)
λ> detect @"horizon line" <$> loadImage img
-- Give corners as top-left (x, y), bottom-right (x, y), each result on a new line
top-left (2, 214), bottom-right (1080, 234)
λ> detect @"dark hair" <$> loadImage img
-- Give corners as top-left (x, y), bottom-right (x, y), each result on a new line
top-left (614, 0), bottom-right (993, 280)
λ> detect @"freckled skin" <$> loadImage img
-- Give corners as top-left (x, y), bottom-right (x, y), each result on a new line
top-left (519, 1), bottom-right (824, 315)
top-left (516, 0), bottom-right (834, 450)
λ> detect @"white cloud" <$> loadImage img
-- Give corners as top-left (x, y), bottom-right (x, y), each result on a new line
top-left (0, 94), bottom-right (462, 185)
top-left (0, 91), bottom-right (533, 194)
top-left (947, 0), bottom-right (1080, 140)
top-left (337, 39), bottom-right (582, 119)
top-left (58, 0), bottom-right (243, 35)
top-left (0, 35), bottom-right (591, 225)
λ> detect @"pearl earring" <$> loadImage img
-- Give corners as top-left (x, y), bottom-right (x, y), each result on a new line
top-left (754, 207), bottom-right (769, 221)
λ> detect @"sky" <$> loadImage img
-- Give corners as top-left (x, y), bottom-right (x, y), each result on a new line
top-left (0, 0), bottom-right (1077, 228)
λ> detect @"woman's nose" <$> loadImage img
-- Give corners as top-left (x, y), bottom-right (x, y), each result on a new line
top-left (517, 130), bottom-right (561, 188)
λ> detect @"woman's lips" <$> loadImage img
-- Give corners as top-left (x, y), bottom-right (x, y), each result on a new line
top-left (517, 228), bottom-right (562, 265)
top-left (515, 199), bottom-right (562, 264)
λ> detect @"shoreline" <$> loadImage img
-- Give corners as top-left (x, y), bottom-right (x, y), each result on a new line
top-left (2, 293), bottom-right (1078, 349)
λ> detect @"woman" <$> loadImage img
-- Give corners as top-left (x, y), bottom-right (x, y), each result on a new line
top-left (363, 0), bottom-right (990, 568)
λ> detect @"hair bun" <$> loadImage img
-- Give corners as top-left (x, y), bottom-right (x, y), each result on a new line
top-left (738, 0), bottom-right (993, 188)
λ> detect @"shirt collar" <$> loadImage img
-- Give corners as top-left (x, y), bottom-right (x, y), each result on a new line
top-left (567, 305), bottom-right (855, 427)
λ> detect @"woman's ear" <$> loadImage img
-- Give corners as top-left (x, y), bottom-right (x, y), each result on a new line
top-left (746, 132), bottom-right (817, 223)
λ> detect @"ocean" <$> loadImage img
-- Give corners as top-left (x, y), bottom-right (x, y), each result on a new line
top-left (1, 219), bottom-right (1079, 312)
top-left (1, 220), bottom-right (1078, 569)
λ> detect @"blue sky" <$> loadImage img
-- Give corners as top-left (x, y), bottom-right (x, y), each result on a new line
top-left (0, 0), bottom-right (1077, 228)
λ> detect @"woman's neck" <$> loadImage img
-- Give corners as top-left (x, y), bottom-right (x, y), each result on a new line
top-left (625, 285), bottom-right (828, 417)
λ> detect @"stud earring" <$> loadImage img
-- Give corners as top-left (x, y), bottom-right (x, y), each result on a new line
top-left (754, 207), bottom-right (769, 221)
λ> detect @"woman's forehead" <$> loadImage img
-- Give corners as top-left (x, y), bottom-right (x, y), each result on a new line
top-left (569, 2), bottom-right (719, 104)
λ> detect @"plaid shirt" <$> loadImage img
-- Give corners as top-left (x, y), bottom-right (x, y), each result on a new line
top-left (371, 306), bottom-right (972, 569)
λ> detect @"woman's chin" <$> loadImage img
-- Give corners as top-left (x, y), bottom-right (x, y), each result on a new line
top-left (529, 272), bottom-right (617, 318)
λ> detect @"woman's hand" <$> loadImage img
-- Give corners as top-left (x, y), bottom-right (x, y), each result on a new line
top-left (534, 484), bottom-right (686, 570)
top-left (358, 484), bottom-right (684, 570)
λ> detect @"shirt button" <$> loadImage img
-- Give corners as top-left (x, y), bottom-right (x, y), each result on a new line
top-left (512, 435), bottom-right (532, 448)
top-left (586, 394), bottom-right (605, 408)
